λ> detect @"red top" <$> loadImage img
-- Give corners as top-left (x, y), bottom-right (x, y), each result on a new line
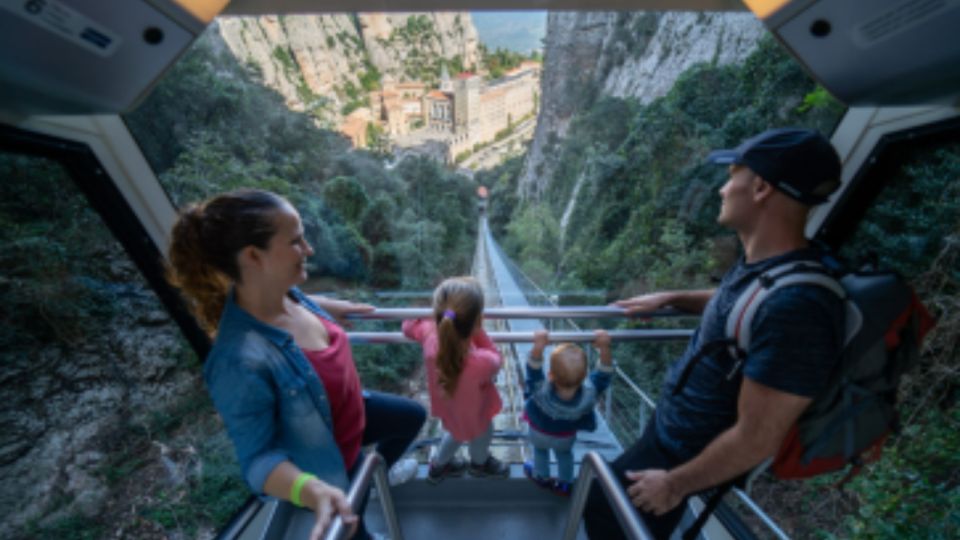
top-left (302, 316), bottom-right (365, 469)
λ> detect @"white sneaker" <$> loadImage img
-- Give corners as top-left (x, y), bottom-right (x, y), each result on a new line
top-left (387, 457), bottom-right (419, 486)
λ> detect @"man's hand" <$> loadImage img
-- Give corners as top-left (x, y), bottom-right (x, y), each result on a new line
top-left (531, 329), bottom-right (549, 360)
top-left (613, 292), bottom-right (675, 316)
top-left (625, 469), bottom-right (684, 516)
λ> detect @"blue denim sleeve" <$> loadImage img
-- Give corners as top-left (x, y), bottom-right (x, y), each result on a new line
top-left (291, 287), bottom-right (334, 322)
top-left (524, 361), bottom-right (545, 400)
top-left (743, 285), bottom-right (844, 398)
top-left (588, 369), bottom-right (613, 394)
top-left (207, 355), bottom-right (290, 494)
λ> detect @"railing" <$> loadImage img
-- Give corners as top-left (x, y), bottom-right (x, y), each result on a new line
top-left (323, 453), bottom-right (403, 540)
top-left (348, 329), bottom-right (695, 344)
top-left (342, 306), bottom-right (788, 540)
top-left (349, 306), bottom-right (691, 320)
top-left (562, 451), bottom-right (653, 540)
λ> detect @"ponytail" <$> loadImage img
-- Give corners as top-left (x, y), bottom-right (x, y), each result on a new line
top-left (166, 189), bottom-right (287, 336)
top-left (436, 315), bottom-right (467, 395)
top-left (433, 277), bottom-right (485, 396)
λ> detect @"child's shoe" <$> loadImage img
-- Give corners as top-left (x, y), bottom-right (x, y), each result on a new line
top-left (427, 455), bottom-right (467, 484)
top-left (552, 480), bottom-right (573, 497)
top-left (388, 457), bottom-right (419, 486)
top-left (468, 455), bottom-right (510, 478)
top-left (523, 461), bottom-right (557, 491)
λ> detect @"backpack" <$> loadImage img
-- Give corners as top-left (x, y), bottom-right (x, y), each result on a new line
top-left (677, 256), bottom-right (935, 540)
top-left (718, 257), bottom-right (936, 480)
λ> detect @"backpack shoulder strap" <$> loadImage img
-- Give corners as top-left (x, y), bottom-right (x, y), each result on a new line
top-left (727, 261), bottom-right (846, 355)
top-left (673, 261), bottom-right (847, 396)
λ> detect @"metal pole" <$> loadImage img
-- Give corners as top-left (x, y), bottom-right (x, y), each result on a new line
top-left (348, 329), bottom-right (695, 344)
top-left (562, 464), bottom-right (596, 540)
top-left (374, 460), bottom-right (403, 540)
top-left (348, 306), bottom-right (691, 320)
top-left (322, 453), bottom-right (404, 540)
top-left (561, 452), bottom-right (653, 540)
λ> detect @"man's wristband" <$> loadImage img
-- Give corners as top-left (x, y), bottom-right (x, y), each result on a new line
top-left (291, 472), bottom-right (317, 507)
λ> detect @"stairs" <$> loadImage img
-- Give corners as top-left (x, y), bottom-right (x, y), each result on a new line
top-left (365, 467), bottom-right (588, 539)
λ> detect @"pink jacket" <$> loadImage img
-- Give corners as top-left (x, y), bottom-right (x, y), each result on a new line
top-left (402, 319), bottom-right (503, 441)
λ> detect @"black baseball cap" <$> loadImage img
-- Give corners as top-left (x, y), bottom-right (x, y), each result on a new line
top-left (707, 128), bottom-right (842, 205)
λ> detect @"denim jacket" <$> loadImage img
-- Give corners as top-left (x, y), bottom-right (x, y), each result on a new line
top-left (523, 359), bottom-right (613, 435)
top-left (203, 287), bottom-right (349, 494)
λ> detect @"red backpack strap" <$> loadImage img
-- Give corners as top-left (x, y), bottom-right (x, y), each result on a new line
top-left (726, 261), bottom-right (845, 357)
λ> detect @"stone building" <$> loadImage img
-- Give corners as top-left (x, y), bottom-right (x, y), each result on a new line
top-left (433, 62), bottom-right (541, 161)
top-left (343, 61), bottom-right (541, 158)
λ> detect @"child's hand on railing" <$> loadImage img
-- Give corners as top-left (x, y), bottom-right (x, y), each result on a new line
top-left (530, 329), bottom-right (549, 361)
top-left (594, 329), bottom-right (613, 366)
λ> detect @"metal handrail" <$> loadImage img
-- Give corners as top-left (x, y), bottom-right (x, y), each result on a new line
top-left (348, 306), bottom-right (692, 320)
top-left (348, 329), bottom-right (695, 344)
top-left (214, 496), bottom-right (263, 539)
top-left (322, 453), bottom-right (403, 540)
top-left (562, 451), bottom-right (653, 540)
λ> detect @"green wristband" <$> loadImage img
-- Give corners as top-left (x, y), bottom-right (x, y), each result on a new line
top-left (291, 472), bottom-right (317, 507)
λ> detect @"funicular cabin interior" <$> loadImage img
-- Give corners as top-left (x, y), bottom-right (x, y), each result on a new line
top-left (1, 0), bottom-right (958, 539)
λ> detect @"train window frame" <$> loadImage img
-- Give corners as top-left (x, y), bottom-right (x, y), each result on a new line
top-left (0, 123), bottom-right (209, 357)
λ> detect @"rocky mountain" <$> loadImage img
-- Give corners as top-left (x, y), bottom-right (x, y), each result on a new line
top-left (520, 12), bottom-right (765, 197)
top-left (216, 13), bottom-right (480, 126)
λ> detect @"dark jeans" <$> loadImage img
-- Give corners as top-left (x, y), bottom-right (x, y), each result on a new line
top-left (350, 390), bottom-right (426, 540)
top-left (360, 390), bottom-right (427, 468)
top-left (584, 422), bottom-right (687, 540)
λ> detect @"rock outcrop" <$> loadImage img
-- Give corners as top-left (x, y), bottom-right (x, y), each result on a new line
top-left (0, 259), bottom-right (196, 532)
top-left (519, 12), bottom-right (765, 198)
top-left (216, 13), bottom-right (480, 126)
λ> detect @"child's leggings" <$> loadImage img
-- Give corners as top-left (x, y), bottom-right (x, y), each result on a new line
top-left (435, 424), bottom-right (493, 465)
top-left (529, 427), bottom-right (576, 482)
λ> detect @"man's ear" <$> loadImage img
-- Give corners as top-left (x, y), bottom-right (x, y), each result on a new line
top-left (752, 175), bottom-right (776, 203)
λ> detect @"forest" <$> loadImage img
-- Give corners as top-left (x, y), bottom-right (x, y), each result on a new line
top-left (126, 31), bottom-right (483, 388)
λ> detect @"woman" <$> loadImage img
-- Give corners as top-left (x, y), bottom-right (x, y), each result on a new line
top-left (167, 189), bottom-right (426, 540)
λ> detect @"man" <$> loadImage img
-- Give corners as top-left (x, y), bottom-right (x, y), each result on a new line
top-left (583, 128), bottom-right (846, 539)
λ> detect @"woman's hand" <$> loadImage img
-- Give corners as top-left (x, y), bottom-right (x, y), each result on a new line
top-left (311, 296), bottom-right (376, 328)
top-left (303, 478), bottom-right (358, 540)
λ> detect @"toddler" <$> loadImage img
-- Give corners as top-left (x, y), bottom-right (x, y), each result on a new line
top-left (523, 329), bottom-right (613, 495)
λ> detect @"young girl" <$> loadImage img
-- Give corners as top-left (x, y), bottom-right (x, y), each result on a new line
top-left (402, 276), bottom-right (509, 482)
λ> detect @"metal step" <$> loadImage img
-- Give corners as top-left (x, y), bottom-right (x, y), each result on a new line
top-left (364, 466), bottom-right (587, 539)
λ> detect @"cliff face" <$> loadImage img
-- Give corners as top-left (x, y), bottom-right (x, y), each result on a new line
top-left (216, 13), bottom-right (480, 125)
top-left (0, 259), bottom-right (195, 532)
top-left (520, 12), bottom-right (765, 197)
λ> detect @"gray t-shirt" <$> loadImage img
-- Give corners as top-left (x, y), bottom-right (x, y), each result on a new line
top-left (654, 248), bottom-right (845, 462)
